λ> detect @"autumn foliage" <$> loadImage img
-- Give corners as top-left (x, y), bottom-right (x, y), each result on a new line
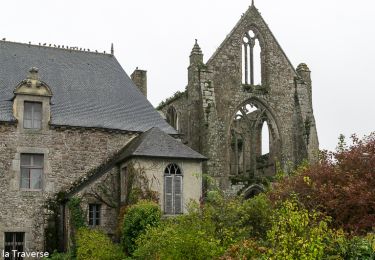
top-left (269, 132), bottom-right (375, 234)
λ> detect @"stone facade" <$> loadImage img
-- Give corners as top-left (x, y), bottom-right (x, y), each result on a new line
top-left (0, 122), bottom-right (135, 252)
top-left (159, 4), bottom-right (319, 189)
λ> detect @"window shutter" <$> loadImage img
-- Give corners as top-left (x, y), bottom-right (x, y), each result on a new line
top-left (165, 176), bottom-right (173, 214)
top-left (174, 175), bottom-right (183, 214)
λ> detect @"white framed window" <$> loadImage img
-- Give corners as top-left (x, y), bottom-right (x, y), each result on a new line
top-left (20, 154), bottom-right (43, 190)
top-left (164, 163), bottom-right (183, 214)
top-left (24, 101), bottom-right (42, 129)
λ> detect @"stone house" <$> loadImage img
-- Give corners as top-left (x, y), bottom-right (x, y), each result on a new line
top-left (158, 3), bottom-right (319, 192)
top-left (0, 41), bottom-right (205, 255)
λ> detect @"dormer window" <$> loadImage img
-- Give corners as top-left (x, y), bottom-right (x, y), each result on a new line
top-left (13, 67), bottom-right (52, 131)
top-left (24, 101), bottom-right (42, 129)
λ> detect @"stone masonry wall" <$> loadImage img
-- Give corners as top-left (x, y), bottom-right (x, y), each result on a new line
top-left (0, 122), bottom-right (136, 252)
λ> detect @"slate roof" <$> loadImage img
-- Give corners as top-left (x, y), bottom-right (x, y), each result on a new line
top-left (120, 127), bottom-right (207, 160)
top-left (0, 41), bottom-right (176, 134)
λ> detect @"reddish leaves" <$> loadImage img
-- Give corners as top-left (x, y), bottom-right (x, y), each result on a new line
top-left (269, 132), bottom-right (375, 235)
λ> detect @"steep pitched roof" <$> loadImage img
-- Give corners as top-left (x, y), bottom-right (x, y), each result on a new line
top-left (0, 41), bottom-right (176, 134)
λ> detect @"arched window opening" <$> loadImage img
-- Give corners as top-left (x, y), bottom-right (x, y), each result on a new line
top-left (230, 100), bottom-right (280, 177)
top-left (166, 106), bottom-right (178, 131)
top-left (164, 163), bottom-right (182, 214)
top-left (261, 121), bottom-right (270, 155)
top-left (242, 29), bottom-right (262, 85)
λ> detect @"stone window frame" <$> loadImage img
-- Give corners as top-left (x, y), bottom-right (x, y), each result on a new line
top-left (20, 153), bottom-right (44, 190)
top-left (13, 95), bottom-right (51, 133)
top-left (88, 204), bottom-right (101, 227)
top-left (166, 106), bottom-right (179, 131)
top-left (23, 101), bottom-right (42, 130)
top-left (12, 147), bottom-right (50, 192)
top-left (0, 228), bottom-right (32, 254)
top-left (164, 163), bottom-right (183, 215)
top-left (4, 232), bottom-right (25, 257)
top-left (241, 25), bottom-right (266, 86)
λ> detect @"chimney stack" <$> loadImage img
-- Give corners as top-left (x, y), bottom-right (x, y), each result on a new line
top-left (131, 68), bottom-right (147, 98)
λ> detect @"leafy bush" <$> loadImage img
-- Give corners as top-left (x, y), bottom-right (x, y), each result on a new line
top-left (133, 216), bottom-right (223, 260)
top-left (49, 251), bottom-right (72, 260)
top-left (132, 194), bottom-right (273, 259)
top-left (76, 228), bottom-right (125, 260)
top-left (269, 133), bottom-right (375, 234)
top-left (121, 200), bottom-right (161, 255)
top-left (345, 235), bottom-right (375, 259)
top-left (266, 198), bottom-right (338, 259)
top-left (219, 239), bottom-right (267, 260)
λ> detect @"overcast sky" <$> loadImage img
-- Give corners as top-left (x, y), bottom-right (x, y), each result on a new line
top-left (1, 0), bottom-right (374, 152)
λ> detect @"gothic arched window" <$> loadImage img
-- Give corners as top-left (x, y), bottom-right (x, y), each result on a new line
top-left (166, 106), bottom-right (179, 131)
top-left (242, 29), bottom-right (262, 85)
top-left (164, 163), bottom-right (183, 214)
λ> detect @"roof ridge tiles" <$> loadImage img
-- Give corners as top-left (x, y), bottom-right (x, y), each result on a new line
top-left (0, 39), bottom-right (113, 56)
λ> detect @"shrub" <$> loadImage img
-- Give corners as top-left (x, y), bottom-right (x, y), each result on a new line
top-left (132, 217), bottom-right (223, 260)
top-left (49, 251), bottom-right (72, 260)
top-left (219, 239), bottom-right (267, 260)
top-left (269, 132), bottom-right (375, 234)
top-left (266, 198), bottom-right (337, 259)
top-left (76, 228), bottom-right (125, 260)
top-left (121, 200), bottom-right (161, 255)
top-left (132, 194), bottom-right (273, 259)
top-left (196, 192), bottom-right (273, 247)
top-left (345, 235), bottom-right (375, 259)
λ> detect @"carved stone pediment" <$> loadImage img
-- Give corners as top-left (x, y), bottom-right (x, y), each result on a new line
top-left (14, 67), bottom-right (52, 97)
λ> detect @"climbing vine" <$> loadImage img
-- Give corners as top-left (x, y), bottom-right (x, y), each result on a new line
top-left (67, 197), bottom-right (86, 229)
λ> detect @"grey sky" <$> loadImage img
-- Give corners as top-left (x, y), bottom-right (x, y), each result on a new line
top-left (1, 0), bottom-right (374, 152)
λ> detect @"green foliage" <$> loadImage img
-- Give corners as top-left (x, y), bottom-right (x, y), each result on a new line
top-left (121, 200), bottom-right (161, 255)
top-left (133, 218), bottom-right (223, 260)
top-left (132, 194), bottom-right (273, 259)
top-left (345, 235), bottom-right (375, 259)
top-left (220, 239), bottom-right (267, 260)
top-left (49, 250), bottom-right (73, 260)
top-left (67, 197), bottom-right (86, 229)
top-left (239, 194), bottom-right (273, 240)
top-left (156, 90), bottom-right (186, 109)
top-left (266, 197), bottom-right (336, 259)
top-left (76, 228), bottom-right (125, 260)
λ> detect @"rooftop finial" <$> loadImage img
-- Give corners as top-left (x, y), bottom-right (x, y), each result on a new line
top-left (111, 43), bottom-right (114, 55)
top-left (28, 67), bottom-right (39, 80)
top-left (191, 39), bottom-right (202, 56)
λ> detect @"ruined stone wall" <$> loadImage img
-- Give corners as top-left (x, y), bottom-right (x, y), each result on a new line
top-left (0, 123), bottom-right (136, 252)
top-left (158, 5), bottom-right (319, 189)
top-left (158, 95), bottom-right (189, 144)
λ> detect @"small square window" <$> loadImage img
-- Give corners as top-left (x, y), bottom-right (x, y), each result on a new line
top-left (20, 154), bottom-right (43, 190)
top-left (24, 102), bottom-right (42, 129)
top-left (89, 204), bottom-right (101, 227)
